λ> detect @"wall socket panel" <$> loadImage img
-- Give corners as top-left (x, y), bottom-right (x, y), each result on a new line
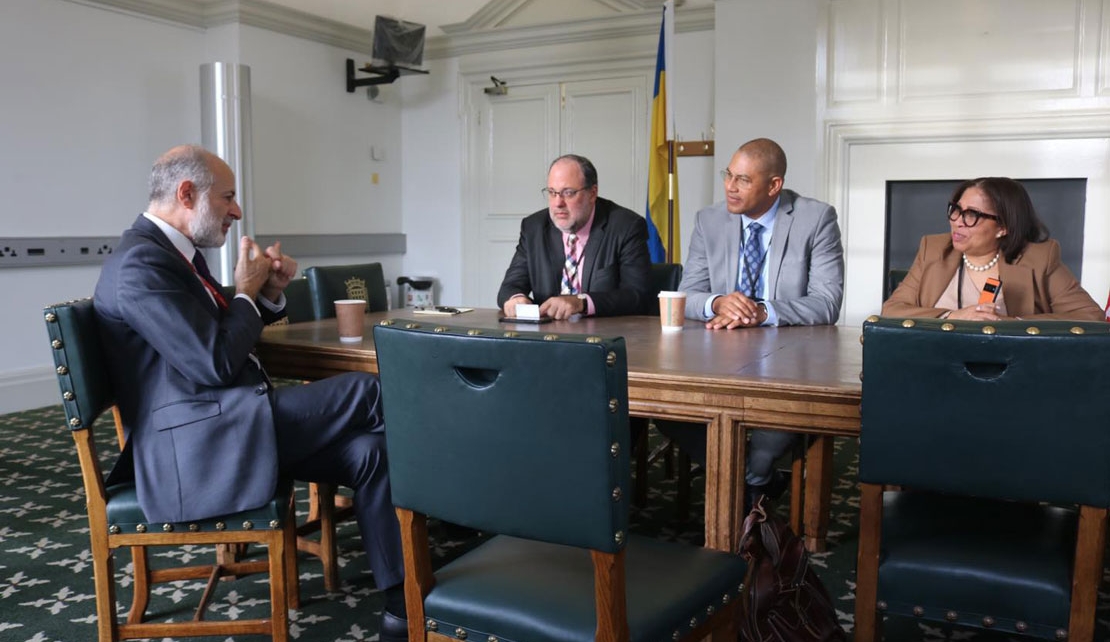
top-left (0, 237), bottom-right (121, 268)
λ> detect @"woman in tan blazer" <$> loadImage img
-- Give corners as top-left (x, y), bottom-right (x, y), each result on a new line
top-left (883, 177), bottom-right (1103, 321)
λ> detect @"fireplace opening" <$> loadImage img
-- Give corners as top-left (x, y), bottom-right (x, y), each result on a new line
top-left (883, 178), bottom-right (1087, 299)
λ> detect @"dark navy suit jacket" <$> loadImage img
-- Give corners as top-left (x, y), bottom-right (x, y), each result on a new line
top-left (495, 198), bottom-right (652, 316)
top-left (95, 215), bottom-right (284, 523)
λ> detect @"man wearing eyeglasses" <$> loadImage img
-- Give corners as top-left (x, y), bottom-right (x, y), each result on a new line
top-left (666, 137), bottom-right (845, 512)
top-left (497, 154), bottom-right (652, 319)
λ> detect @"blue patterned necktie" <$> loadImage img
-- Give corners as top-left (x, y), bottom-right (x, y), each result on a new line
top-left (561, 233), bottom-right (579, 295)
top-left (739, 221), bottom-right (766, 300)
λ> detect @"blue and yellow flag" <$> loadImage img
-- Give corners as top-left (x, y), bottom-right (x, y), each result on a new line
top-left (646, 5), bottom-right (679, 263)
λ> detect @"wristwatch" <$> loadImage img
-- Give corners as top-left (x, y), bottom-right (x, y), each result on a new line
top-left (576, 293), bottom-right (588, 313)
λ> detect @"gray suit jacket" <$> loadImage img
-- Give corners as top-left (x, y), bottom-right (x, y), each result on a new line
top-left (678, 189), bottom-right (845, 326)
top-left (94, 215), bottom-right (284, 523)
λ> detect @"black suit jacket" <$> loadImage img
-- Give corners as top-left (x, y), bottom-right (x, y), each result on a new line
top-left (496, 198), bottom-right (652, 316)
top-left (94, 215), bottom-right (285, 523)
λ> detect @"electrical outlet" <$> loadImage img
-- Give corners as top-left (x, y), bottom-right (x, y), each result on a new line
top-left (0, 237), bottom-right (120, 268)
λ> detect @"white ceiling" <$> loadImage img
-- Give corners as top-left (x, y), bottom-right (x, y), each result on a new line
top-left (253, 0), bottom-right (489, 35)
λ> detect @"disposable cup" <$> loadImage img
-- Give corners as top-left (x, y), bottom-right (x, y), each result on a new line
top-left (657, 291), bottom-right (686, 331)
top-left (334, 299), bottom-right (367, 342)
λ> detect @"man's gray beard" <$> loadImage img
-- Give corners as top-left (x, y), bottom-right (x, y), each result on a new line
top-left (189, 197), bottom-right (228, 248)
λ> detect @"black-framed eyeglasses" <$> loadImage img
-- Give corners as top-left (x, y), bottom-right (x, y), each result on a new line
top-left (947, 202), bottom-right (999, 227)
top-left (541, 186), bottom-right (589, 200)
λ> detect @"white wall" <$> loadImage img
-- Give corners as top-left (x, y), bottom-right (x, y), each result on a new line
top-left (713, 0), bottom-right (819, 199)
top-left (672, 29), bottom-right (716, 260)
top-left (0, 0), bottom-right (406, 412)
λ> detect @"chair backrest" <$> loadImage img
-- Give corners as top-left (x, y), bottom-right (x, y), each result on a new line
top-left (304, 263), bottom-right (388, 319)
top-left (885, 268), bottom-right (909, 299)
top-left (650, 262), bottom-right (683, 293)
top-left (44, 298), bottom-right (114, 433)
top-left (374, 323), bottom-right (630, 553)
top-left (860, 317), bottom-right (1110, 506)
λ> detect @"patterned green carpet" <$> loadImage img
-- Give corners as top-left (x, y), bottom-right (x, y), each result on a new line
top-left (1, 405), bottom-right (1108, 641)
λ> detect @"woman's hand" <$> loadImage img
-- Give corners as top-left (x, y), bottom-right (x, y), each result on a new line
top-left (945, 302), bottom-right (1003, 321)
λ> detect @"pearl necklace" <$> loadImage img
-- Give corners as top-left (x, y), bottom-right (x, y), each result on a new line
top-left (962, 251), bottom-right (999, 272)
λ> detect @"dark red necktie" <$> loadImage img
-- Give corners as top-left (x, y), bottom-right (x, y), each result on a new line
top-left (191, 251), bottom-right (228, 310)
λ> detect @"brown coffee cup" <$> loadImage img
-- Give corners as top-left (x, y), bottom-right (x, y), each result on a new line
top-left (657, 291), bottom-right (686, 331)
top-left (334, 299), bottom-right (367, 342)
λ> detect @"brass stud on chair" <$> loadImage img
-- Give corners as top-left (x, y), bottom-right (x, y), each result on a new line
top-left (1015, 621), bottom-right (1028, 632)
top-left (941, 322), bottom-right (955, 332)
top-left (608, 399), bottom-right (618, 412)
top-left (215, 521), bottom-right (226, 531)
top-left (269, 519), bottom-right (280, 529)
top-left (109, 525), bottom-right (120, 535)
top-left (487, 636), bottom-right (498, 642)
top-left (672, 632), bottom-right (680, 641)
top-left (982, 616), bottom-right (995, 627)
top-left (1055, 628), bottom-right (1067, 640)
top-left (435, 326), bottom-right (449, 333)
top-left (689, 617), bottom-right (698, 628)
top-left (242, 520), bottom-right (254, 530)
top-left (705, 605), bottom-right (715, 615)
top-left (586, 336), bottom-right (602, 344)
top-left (945, 610), bottom-right (958, 622)
top-left (858, 334), bottom-right (864, 345)
top-left (876, 600), bottom-right (887, 611)
top-left (404, 323), bottom-right (420, 329)
top-left (63, 391), bottom-right (74, 401)
top-left (865, 315), bottom-right (879, 324)
top-left (426, 619), bottom-right (438, 632)
top-left (901, 319), bottom-right (915, 328)
top-left (610, 442), bottom-right (620, 457)
top-left (189, 524), bottom-right (199, 532)
top-left (1025, 327), bottom-right (1040, 335)
top-left (543, 334), bottom-right (558, 341)
top-left (455, 627), bottom-right (468, 639)
top-left (69, 417), bottom-right (81, 428)
top-left (912, 606), bottom-right (925, 617)
top-left (614, 530), bottom-right (625, 545)
top-left (379, 319), bottom-right (395, 326)
top-left (1070, 326), bottom-right (1085, 335)
top-left (56, 365), bottom-right (69, 375)
top-left (162, 523), bottom-right (173, 532)
top-left (502, 331), bottom-right (518, 338)
top-left (982, 325), bottom-right (996, 335)
top-left (606, 351), bottom-right (616, 366)
top-left (611, 487), bottom-right (622, 501)
top-left (45, 312), bottom-right (57, 323)
top-left (136, 524), bottom-right (147, 533)
top-left (722, 593), bottom-right (731, 604)
top-left (52, 339), bottom-right (62, 349)
top-left (467, 329), bottom-right (483, 336)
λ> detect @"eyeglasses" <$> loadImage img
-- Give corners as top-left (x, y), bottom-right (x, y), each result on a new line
top-left (947, 202), bottom-right (1000, 227)
top-left (720, 169), bottom-right (753, 186)
top-left (542, 186), bottom-right (589, 200)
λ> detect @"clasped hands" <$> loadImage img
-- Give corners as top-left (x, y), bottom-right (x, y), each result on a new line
top-left (234, 237), bottom-right (298, 303)
top-left (707, 292), bottom-right (767, 330)
top-left (503, 294), bottom-right (585, 320)
top-left (944, 302), bottom-right (1009, 321)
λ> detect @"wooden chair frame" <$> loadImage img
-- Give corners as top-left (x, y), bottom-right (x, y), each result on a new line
top-left (396, 508), bottom-right (741, 642)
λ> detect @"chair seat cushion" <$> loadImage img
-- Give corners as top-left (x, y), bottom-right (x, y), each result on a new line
top-left (423, 534), bottom-right (747, 642)
top-left (879, 490), bottom-right (1077, 637)
top-left (105, 481), bottom-right (293, 533)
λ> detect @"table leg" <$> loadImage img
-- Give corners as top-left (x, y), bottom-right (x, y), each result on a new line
top-left (704, 413), bottom-right (745, 552)
top-left (804, 436), bottom-right (834, 553)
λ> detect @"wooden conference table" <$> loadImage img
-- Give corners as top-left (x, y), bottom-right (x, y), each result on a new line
top-left (257, 308), bottom-right (863, 553)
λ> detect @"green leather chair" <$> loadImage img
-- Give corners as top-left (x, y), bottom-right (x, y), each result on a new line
top-left (855, 317), bottom-right (1110, 642)
top-left (304, 262), bottom-right (389, 319)
top-left (43, 298), bottom-right (298, 641)
top-left (885, 268), bottom-right (909, 300)
top-left (374, 322), bottom-right (747, 642)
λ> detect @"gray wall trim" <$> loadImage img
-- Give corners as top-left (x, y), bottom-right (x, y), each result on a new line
top-left (0, 234), bottom-right (404, 268)
top-left (254, 234), bottom-right (406, 258)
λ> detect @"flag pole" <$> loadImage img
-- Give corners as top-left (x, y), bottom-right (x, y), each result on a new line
top-left (664, 0), bottom-right (677, 263)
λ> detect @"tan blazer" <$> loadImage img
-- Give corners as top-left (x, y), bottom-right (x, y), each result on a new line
top-left (882, 233), bottom-right (1104, 321)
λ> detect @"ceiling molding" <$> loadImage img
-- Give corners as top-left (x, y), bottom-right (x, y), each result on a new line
top-left (429, 5), bottom-right (713, 60)
top-left (65, 0), bottom-right (712, 61)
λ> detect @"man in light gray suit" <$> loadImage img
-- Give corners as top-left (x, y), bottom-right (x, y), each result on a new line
top-left (670, 138), bottom-right (845, 510)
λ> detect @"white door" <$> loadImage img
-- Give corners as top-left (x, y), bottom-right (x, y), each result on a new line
top-left (463, 74), bottom-right (648, 306)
